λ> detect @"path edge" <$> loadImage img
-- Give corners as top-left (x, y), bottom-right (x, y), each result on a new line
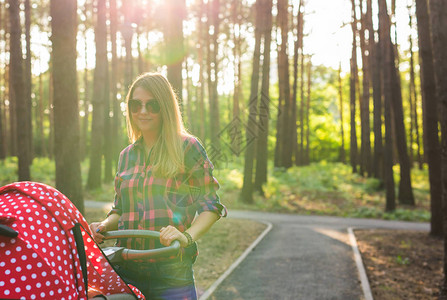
top-left (199, 220), bottom-right (273, 300)
top-left (348, 227), bottom-right (374, 300)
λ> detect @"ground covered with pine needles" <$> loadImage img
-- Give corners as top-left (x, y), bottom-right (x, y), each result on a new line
top-left (355, 229), bottom-right (443, 299)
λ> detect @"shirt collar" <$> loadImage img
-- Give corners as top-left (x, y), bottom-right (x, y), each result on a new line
top-left (133, 137), bottom-right (145, 150)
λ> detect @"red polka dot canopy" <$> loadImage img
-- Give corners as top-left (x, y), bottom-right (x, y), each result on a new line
top-left (0, 182), bottom-right (144, 300)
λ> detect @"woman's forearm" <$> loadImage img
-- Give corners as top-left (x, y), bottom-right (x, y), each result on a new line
top-left (102, 213), bottom-right (120, 231)
top-left (186, 211), bottom-right (220, 242)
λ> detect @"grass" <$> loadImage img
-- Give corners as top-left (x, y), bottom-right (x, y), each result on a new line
top-left (0, 157), bottom-right (431, 222)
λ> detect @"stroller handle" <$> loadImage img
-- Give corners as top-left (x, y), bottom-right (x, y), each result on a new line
top-left (102, 230), bottom-right (181, 260)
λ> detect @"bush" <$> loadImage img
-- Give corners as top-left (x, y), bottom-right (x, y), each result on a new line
top-left (0, 157), bottom-right (19, 185)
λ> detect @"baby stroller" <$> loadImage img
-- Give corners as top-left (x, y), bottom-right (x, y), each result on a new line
top-left (0, 182), bottom-right (180, 299)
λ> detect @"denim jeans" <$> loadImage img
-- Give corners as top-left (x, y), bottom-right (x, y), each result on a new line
top-left (115, 256), bottom-right (197, 300)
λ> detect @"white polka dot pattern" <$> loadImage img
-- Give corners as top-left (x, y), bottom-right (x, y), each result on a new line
top-left (0, 182), bottom-right (144, 300)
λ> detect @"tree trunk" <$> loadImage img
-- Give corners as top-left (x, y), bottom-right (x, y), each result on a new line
top-left (254, 0), bottom-right (273, 193)
top-left (408, 22), bottom-right (423, 170)
top-left (109, 0), bottom-right (121, 165)
top-left (136, 28), bottom-right (144, 75)
top-left (390, 48), bottom-right (415, 206)
top-left (278, 0), bottom-right (292, 168)
top-left (184, 58), bottom-right (193, 130)
top-left (103, 72), bottom-right (112, 182)
top-left (338, 63), bottom-right (346, 163)
top-left (80, 1), bottom-right (90, 161)
top-left (299, 33), bottom-right (305, 166)
top-left (427, 0), bottom-right (446, 238)
top-left (50, 0), bottom-right (84, 213)
top-left (0, 2), bottom-right (5, 160)
top-left (241, 0), bottom-right (262, 204)
top-left (441, 76), bottom-right (447, 298)
top-left (378, 0), bottom-right (395, 211)
top-left (7, 3), bottom-right (17, 158)
top-left (48, 63), bottom-right (54, 159)
top-left (350, 0), bottom-right (359, 173)
top-left (208, 0), bottom-right (221, 151)
top-left (274, 91), bottom-right (283, 167)
top-left (231, 0), bottom-right (242, 156)
top-left (368, 0), bottom-right (383, 181)
top-left (205, 1), bottom-right (212, 143)
top-left (358, 0), bottom-right (372, 176)
top-left (38, 62), bottom-right (46, 157)
top-left (378, 0), bottom-right (414, 206)
top-left (121, 1), bottom-right (134, 92)
top-left (9, 0), bottom-right (31, 180)
top-left (87, 0), bottom-right (108, 190)
top-left (164, 0), bottom-right (186, 105)
top-left (103, 2), bottom-right (112, 183)
top-left (408, 21), bottom-right (415, 168)
top-left (305, 58), bottom-right (312, 165)
top-left (427, 0), bottom-right (447, 295)
top-left (24, 0), bottom-right (33, 166)
top-left (372, 37), bottom-right (383, 181)
top-left (0, 89), bottom-right (3, 159)
top-left (0, 98), bottom-right (3, 160)
top-left (197, 0), bottom-right (206, 141)
top-left (291, 1), bottom-right (303, 165)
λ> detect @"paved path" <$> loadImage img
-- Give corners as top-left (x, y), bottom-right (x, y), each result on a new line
top-left (85, 200), bottom-right (113, 210)
top-left (208, 210), bottom-right (429, 300)
top-left (84, 202), bottom-right (429, 300)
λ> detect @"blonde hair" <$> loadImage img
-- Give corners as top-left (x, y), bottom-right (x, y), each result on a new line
top-left (125, 72), bottom-right (189, 177)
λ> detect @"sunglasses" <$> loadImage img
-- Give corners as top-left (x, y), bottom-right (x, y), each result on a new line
top-left (128, 99), bottom-right (161, 114)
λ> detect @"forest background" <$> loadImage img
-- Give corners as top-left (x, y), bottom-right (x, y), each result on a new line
top-left (1, 0), bottom-right (447, 297)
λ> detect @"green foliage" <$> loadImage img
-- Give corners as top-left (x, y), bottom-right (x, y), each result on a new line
top-left (350, 207), bottom-right (429, 222)
top-left (85, 182), bottom-right (115, 203)
top-left (383, 209), bottom-right (429, 222)
top-left (307, 65), bottom-right (347, 162)
top-left (0, 157), bottom-right (20, 186)
top-left (395, 255), bottom-right (411, 265)
top-left (364, 178), bottom-right (383, 193)
top-left (0, 157), bottom-right (55, 186)
top-left (219, 161), bottom-right (430, 223)
top-left (215, 163), bottom-right (243, 191)
top-left (30, 157), bottom-right (55, 186)
top-left (350, 207), bottom-right (383, 219)
top-left (198, 64), bottom-right (352, 165)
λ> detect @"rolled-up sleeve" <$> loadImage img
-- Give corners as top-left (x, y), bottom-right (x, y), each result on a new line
top-left (187, 139), bottom-right (227, 218)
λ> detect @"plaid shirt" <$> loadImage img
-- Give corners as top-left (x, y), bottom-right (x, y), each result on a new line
top-left (108, 135), bottom-right (226, 254)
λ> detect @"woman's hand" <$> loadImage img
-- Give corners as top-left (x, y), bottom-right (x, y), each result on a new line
top-left (89, 222), bottom-right (107, 244)
top-left (160, 225), bottom-right (189, 248)
top-left (89, 214), bottom-right (120, 244)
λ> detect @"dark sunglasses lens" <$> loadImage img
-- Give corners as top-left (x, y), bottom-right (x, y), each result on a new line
top-left (147, 101), bottom-right (160, 114)
top-left (129, 100), bottom-right (142, 113)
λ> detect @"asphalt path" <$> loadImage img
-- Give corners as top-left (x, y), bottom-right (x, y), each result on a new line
top-left (84, 201), bottom-right (429, 300)
top-left (208, 210), bottom-right (429, 300)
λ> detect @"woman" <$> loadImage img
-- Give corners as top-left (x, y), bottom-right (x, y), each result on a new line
top-left (90, 72), bottom-right (227, 299)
